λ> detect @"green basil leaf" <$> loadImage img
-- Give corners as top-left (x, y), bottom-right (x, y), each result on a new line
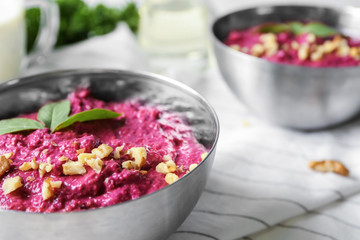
top-left (301, 22), bottom-right (338, 37)
top-left (288, 21), bottom-right (304, 35)
top-left (49, 100), bottom-right (71, 131)
top-left (52, 109), bottom-right (121, 132)
top-left (0, 118), bottom-right (45, 135)
top-left (258, 23), bottom-right (290, 34)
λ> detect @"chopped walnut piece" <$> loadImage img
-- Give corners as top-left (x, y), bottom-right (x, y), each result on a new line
top-left (349, 47), bottom-right (360, 60)
top-left (38, 158), bottom-right (53, 177)
top-left (166, 160), bottom-right (177, 172)
top-left (0, 155), bottom-right (12, 177)
top-left (308, 160), bottom-right (349, 176)
top-left (298, 44), bottom-right (310, 60)
top-left (62, 161), bottom-right (86, 175)
top-left (26, 176), bottom-right (35, 182)
top-left (42, 178), bottom-right (54, 200)
top-left (306, 33), bottom-right (316, 43)
top-left (3, 152), bottom-right (13, 159)
top-left (189, 164), bottom-right (198, 171)
top-left (260, 33), bottom-right (277, 43)
top-left (122, 160), bottom-right (137, 170)
top-left (311, 48), bottom-right (324, 61)
top-left (163, 155), bottom-right (172, 162)
top-left (42, 178), bottom-right (62, 200)
top-left (50, 180), bottom-right (62, 189)
top-left (156, 160), bottom-right (177, 174)
top-left (229, 44), bottom-right (241, 51)
top-left (337, 39), bottom-right (350, 57)
top-left (139, 170), bottom-right (148, 175)
top-left (19, 158), bottom-right (39, 171)
top-left (165, 173), bottom-right (179, 184)
top-left (291, 41), bottom-right (300, 50)
top-left (260, 33), bottom-right (278, 56)
top-left (251, 44), bottom-right (265, 57)
top-left (78, 153), bottom-right (96, 164)
top-left (156, 162), bottom-right (169, 174)
top-left (2, 176), bottom-right (23, 194)
top-left (114, 145), bottom-right (125, 159)
top-left (201, 152), bottom-right (208, 160)
top-left (59, 156), bottom-right (69, 162)
top-left (128, 147), bottom-right (147, 169)
top-left (76, 148), bottom-right (85, 155)
top-left (51, 141), bottom-right (58, 146)
top-left (92, 144), bottom-right (113, 158)
top-left (86, 158), bottom-right (104, 174)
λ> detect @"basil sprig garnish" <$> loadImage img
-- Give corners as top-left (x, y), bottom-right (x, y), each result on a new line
top-left (0, 99), bottom-right (121, 135)
top-left (258, 21), bottom-right (338, 37)
top-left (0, 118), bottom-right (45, 135)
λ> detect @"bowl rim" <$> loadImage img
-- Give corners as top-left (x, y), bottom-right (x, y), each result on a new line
top-left (0, 69), bottom-right (220, 216)
top-left (211, 4), bottom-right (360, 71)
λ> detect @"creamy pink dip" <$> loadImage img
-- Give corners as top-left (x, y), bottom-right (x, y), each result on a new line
top-left (0, 89), bottom-right (207, 212)
top-left (225, 24), bottom-right (360, 67)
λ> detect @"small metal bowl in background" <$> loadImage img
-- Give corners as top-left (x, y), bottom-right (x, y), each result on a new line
top-left (212, 5), bottom-right (360, 130)
top-left (0, 69), bottom-right (219, 240)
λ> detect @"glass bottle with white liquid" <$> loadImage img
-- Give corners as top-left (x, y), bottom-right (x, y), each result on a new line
top-left (138, 0), bottom-right (209, 79)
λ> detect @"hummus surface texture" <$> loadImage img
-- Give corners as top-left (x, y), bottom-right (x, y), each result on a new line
top-left (0, 89), bottom-right (207, 212)
top-left (225, 23), bottom-right (360, 67)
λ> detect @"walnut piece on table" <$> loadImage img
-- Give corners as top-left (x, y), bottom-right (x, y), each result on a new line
top-left (308, 160), bottom-right (349, 176)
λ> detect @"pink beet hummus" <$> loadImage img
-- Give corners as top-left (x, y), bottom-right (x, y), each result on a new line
top-left (0, 89), bottom-right (207, 212)
top-left (225, 23), bottom-right (360, 67)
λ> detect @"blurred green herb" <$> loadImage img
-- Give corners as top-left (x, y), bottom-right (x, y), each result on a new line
top-left (258, 21), bottom-right (338, 37)
top-left (26, 0), bottom-right (139, 52)
top-left (0, 99), bottom-right (121, 135)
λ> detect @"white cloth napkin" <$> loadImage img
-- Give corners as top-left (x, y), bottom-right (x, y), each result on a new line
top-left (26, 18), bottom-right (360, 240)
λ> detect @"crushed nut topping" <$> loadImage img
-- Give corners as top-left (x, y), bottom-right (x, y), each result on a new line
top-left (139, 170), bottom-right (148, 175)
top-left (26, 176), bottom-right (35, 182)
top-left (189, 164), bottom-right (198, 171)
top-left (163, 155), bottom-right (172, 162)
top-left (251, 44), bottom-right (265, 57)
top-left (156, 160), bottom-right (177, 174)
top-left (156, 162), bottom-right (169, 174)
top-left (349, 47), bottom-right (360, 60)
top-left (122, 160), bottom-right (137, 170)
top-left (308, 160), bottom-right (349, 176)
top-left (59, 156), bottom-right (70, 162)
top-left (78, 153), bottom-right (96, 164)
top-left (298, 44), bottom-right (310, 60)
top-left (165, 173), bottom-right (179, 184)
top-left (3, 152), bottom-right (13, 159)
top-left (114, 145), bottom-right (125, 159)
top-left (306, 33), bottom-right (316, 43)
top-left (291, 41), bottom-right (299, 50)
top-left (19, 158), bottom-right (39, 171)
top-left (2, 176), bottom-right (23, 194)
top-left (76, 148), bottom-right (85, 155)
top-left (39, 158), bottom-right (53, 177)
top-left (51, 141), bottom-right (58, 146)
top-left (127, 147), bottom-right (147, 169)
top-left (0, 155), bottom-right (12, 177)
top-left (201, 152), bottom-right (208, 160)
top-left (230, 44), bottom-right (241, 51)
top-left (86, 158), bottom-right (104, 174)
top-left (42, 178), bottom-right (62, 201)
top-left (62, 161), bottom-right (86, 175)
top-left (92, 144), bottom-right (113, 158)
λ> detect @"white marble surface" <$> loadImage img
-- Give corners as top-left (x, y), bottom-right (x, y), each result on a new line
top-left (25, 1), bottom-right (360, 239)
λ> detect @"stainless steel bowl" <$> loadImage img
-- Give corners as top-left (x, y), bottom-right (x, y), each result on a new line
top-left (0, 69), bottom-right (219, 240)
top-left (212, 5), bottom-right (360, 130)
